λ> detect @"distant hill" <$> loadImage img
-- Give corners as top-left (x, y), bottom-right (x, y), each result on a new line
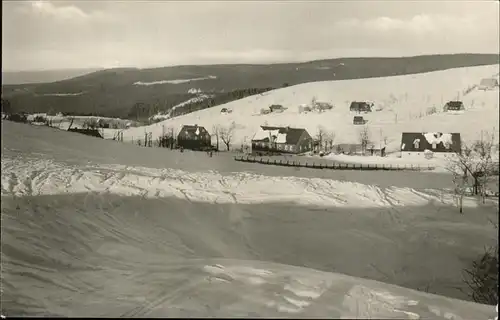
top-left (1, 68), bottom-right (102, 85)
top-left (2, 54), bottom-right (499, 120)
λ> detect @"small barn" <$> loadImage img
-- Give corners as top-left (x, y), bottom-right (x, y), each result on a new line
top-left (400, 132), bottom-right (461, 159)
top-left (298, 104), bottom-right (312, 113)
top-left (177, 124), bottom-right (212, 150)
top-left (251, 126), bottom-right (313, 155)
top-left (478, 78), bottom-right (499, 91)
top-left (443, 101), bottom-right (465, 112)
top-left (349, 101), bottom-right (373, 113)
top-left (353, 116), bottom-right (366, 125)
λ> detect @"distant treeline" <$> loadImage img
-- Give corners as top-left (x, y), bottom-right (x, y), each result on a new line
top-left (3, 87), bottom-right (274, 122)
top-left (129, 87), bottom-right (274, 121)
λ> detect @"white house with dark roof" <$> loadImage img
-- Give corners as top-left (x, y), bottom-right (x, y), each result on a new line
top-left (400, 132), bottom-right (461, 159)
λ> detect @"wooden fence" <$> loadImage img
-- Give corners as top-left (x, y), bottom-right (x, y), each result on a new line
top-left (233, 156), bottom-right (435, 171)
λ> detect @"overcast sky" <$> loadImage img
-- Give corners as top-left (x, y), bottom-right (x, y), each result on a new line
top-left (2, 0), bottom-right (499, 71)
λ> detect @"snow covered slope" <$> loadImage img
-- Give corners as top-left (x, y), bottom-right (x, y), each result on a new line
top-left (1, 121), bottom-right (498, 318)
top-left (122, 65), bottom-right (499, 151)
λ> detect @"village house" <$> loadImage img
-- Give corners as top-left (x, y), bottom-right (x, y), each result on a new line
top-left (269, 104), bottom-right (286, 113)
top-left (251, 125), bottom-right (313, 155)
top-left (177, 124), bottom-right (212, 150)
top-left (400, 132), bottom-right (461, 159)
top-left (349, 101), bottom-right (373, 113)
top-left (443, 101), bottom-right (465, 112)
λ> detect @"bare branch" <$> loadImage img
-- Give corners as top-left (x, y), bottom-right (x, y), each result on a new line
top-left (358, 126), bottom-right (370, 155)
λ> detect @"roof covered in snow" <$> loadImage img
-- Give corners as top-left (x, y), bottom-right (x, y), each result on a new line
top-left (178, 124), bottom-right (209, 138)
top-left (252, 126), bottom-right (310, 145)
top-left (401, 132), bottom-right (461, 153)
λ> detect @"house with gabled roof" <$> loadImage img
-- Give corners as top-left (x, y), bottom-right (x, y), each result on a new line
top-left (400, 132), bottom-right (461, 159)
top-left (349, 101), bottom-right (373, 113)
top-left (443, 101), bottom-right (465, 112)
top-left (251, 125), bottom-right (313, 155)
top-left (177, 124), bottom-right (211, 150)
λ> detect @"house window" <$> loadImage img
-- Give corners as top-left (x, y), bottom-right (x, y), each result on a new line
top-left (444, 142), bottom-right (451, 149)
top-left (413, 140), bottom-right (420, 149)
top-left (432, 142), bottom-right (437, 149)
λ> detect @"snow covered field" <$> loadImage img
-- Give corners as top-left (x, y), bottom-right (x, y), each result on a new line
top-left (1, 120), bottom-right (498, 317)
top-left (122, 65), bottom-right (499, 153)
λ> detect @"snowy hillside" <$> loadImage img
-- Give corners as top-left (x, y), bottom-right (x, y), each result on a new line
top-left (1, 121), bottom-right (498, 317)
top-left (123, 65), bottom-right (499, 152)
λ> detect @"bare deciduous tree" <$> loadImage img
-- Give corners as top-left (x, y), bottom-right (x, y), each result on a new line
top-left (311, 96), bottom-right (317, 109)
top-left (314, 126), bottom-right (337, 152)
top-left (219, 122), bottom-right (236, 151)
top-left (325, 131), bottom-right (336, 152)
top-left (447, 131), bottom-right (497, 213)
top-left (212, 124), bottom-right (221, 151)
top-left (358, 126), bottom-right (370, 155)
top-left (316, 125), bottom-right (326, 152)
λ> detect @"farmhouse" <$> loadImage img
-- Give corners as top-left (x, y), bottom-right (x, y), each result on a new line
top-left (478, 78), bottom-right (499, 90)
top-left (443, 101), bottom-right (465, 112)
top-left (251, 126), bottom-right (313, 155)
top-left (400, 132), bottom-right (461, 159)
top-left (349, 101), bottom-right (373, 113)
top-left (269, 104), bottom-right (286, 113)
top-left (177, 124), bottom-right (211, 150)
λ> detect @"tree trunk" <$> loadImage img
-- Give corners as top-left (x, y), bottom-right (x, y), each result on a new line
top-left (459, 195), bottom-right (464, 214)
top-left (473, 177), bottom-right (479, 195)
